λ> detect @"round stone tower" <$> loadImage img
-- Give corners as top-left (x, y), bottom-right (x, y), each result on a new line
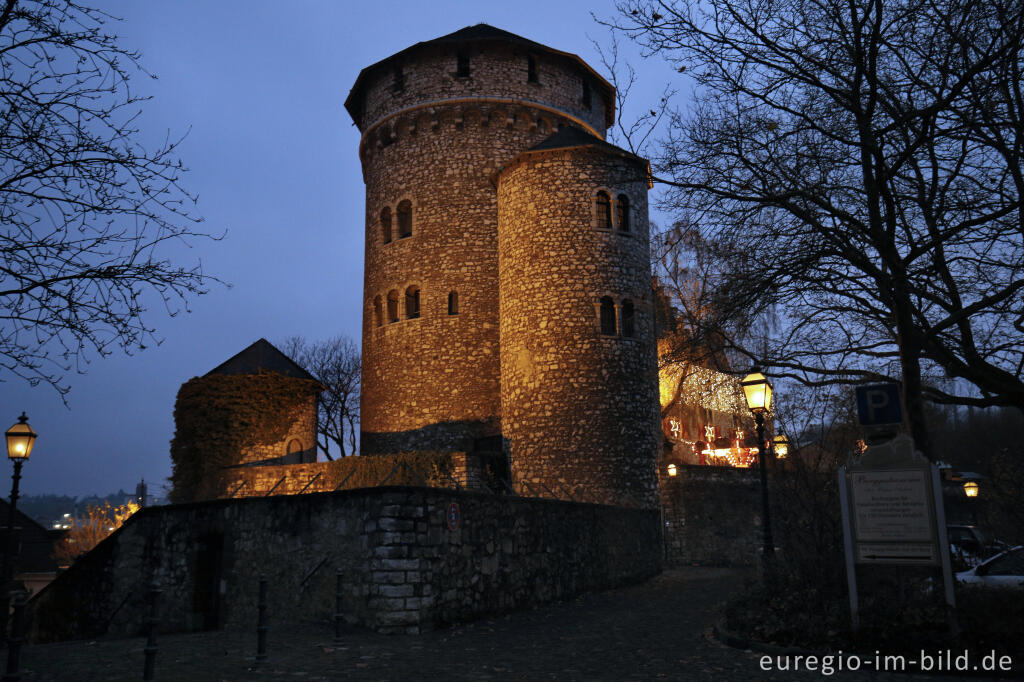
top-left (345, 25), bottom-right (616, 454)
top-left (496, 129), bottom-right (659, 508)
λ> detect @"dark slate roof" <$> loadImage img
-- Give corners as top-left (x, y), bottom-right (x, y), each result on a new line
top-left (527, 126), bottom-right (639, 157)
top-left (492, 126), bottom-right (650, 186)
top-left (424, 24), bottom-right (545, 48)
top-left (0, 499), bottom-right (64, 574)
top-left (344, 24), bottom-right (614, 129)
top-left (205, 338), bottom-right (318, 383)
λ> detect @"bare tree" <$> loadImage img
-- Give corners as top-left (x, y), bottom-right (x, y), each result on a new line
top-left (0, 0), bottom-right (220, 396)
top-left (609, 0), bottom-right (1024, 456)
top-left (281, 335), bottom-right (360, 459)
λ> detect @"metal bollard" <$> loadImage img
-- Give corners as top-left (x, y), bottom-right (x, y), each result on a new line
top-left (255, 576), bottom-right (268, 663)
top-left (143, 581), bottom-right (161, 681)
top-left (333, 569), bottom-right (344, 646)
top-left (2, 592), bottom-right (26, 682)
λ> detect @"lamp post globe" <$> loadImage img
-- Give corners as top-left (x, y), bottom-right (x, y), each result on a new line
top-left (741, 370), bottom-right (773, 414)
top-left (4, 413), bottom-right (36, 462)
top-left (772, 434), bottom-right (790, 460)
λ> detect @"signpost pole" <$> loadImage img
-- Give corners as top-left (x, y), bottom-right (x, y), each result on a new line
top-left (930, 465), bottom-right (959, 638)
top-left (837, 466), bottom-right (860, 631)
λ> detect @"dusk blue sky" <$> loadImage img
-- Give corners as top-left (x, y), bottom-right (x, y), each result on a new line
top-left (0, 1), bottom-right (682, 498)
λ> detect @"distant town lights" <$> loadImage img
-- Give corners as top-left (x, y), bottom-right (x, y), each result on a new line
top-left (5, 412), bottom-right (37, 460)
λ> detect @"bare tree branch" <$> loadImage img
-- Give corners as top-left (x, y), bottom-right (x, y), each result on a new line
top-left (0, 0), bottom-right (223, 398)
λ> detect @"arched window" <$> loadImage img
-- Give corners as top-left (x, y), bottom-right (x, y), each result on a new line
top-left (599, 296), bottom-right (616, 335)
top-left (621, 299), bottom-right (635, 337)
top-left (616, 194), bottom-right (630, 232)
top-left (397, 200), bottom-right (412, 238)
top-left (387, 290), bottom-right (399, 323)
top-left (405, 285), bottom-right (420, 319)
top-left (286, 439), bottom-right (307, 464)
top-left (527, 55), bottom-right (538, 83)
top-left (374, 295), bottom-right (383, 327)
top-left (595, 191), bottom-right (611, 230)
top-left (380, 207), bottom-right (392, 243)
top-left (448, 291), bottom-right (459, 315)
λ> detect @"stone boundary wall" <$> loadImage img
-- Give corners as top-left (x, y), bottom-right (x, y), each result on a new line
top-left (26, 487), bottom-right (660, 642)
top-left (659, 465), bottom-right (762, 566)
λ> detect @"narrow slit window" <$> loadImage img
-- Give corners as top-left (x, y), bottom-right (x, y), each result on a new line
top-left (456, 52), bottom-right (470, 78)
top-left (616, 194), bottom-right (630, 232)
top-left (374, 295), bottom-right (383, 327)
top-left (392, 64), bottom-right (404, 92)
top-left (380, 207), bottom-right (392, 243)
top-left (582, 79), bottom-right (591, 109)
top-left (527, 55), bottom-right (538, 83)
top-left (397, 200), bottom-right (412, 238)
top-left (621, 299), bottom-right (635, 337)
top-left (595, 191), bottom-right (611, 230)
top-left (405, 285), bottom-right (420, 319)
top-left (599, 296), bottom-right (616, 335)
top-left (448, 291), bottom-right (459, 315)
top-left (387, 290), bottom-right (399, 323)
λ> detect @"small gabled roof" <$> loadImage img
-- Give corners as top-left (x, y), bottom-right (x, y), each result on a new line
top-left (205, 338), bottom-right (319, 384)
top-left (344, 23), bottom-right (615, 129)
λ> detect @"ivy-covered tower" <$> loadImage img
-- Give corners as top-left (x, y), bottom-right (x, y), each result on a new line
top-left (170, 339), bottom-right (320, 502)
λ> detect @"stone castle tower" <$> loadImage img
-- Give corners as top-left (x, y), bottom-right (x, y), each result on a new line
top-left (345, 25), bottom-right (659, 507)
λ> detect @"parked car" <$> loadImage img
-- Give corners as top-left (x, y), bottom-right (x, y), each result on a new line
top-left (947, 525), bottom-right (986, 555)
top-left (956, 546), bottom-right (1024, 589)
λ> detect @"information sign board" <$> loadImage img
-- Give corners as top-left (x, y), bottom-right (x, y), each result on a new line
top-left (850, 469), bottom-right (933, 543)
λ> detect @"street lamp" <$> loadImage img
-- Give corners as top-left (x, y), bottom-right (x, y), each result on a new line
top-left (963, 481), bottom-right (979, 498)
top-left (3, 413), bottom-right (36, 639)
top-left (772, 434), bottom-right (790, 460)
top-left (741, 370), bottom-right (775, 568)
top-left (666, 463), bottom-right (678, 477)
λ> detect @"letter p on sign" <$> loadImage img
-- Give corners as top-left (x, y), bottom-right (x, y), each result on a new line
top-left (855, 383), bottom-right (903, 426)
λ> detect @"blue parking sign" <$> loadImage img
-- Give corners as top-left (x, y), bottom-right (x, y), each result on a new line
top-left (855, 383), bottom-right (903, 426)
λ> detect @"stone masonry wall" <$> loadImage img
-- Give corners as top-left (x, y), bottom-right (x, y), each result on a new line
top-left (497, 146), bottom-right (659, 509)
top-left (659, 465), bottom-right (762, 566)
top-left (214, 452), bottom-right (490, 498)
top-left (236, 392), bottom-right (317, 466)
top-left (353, 33), bottom-right (615, 455)
top-left (26, 488), bottom-right (661, 642)
top-left (352, 42), bottom-right (610, 143)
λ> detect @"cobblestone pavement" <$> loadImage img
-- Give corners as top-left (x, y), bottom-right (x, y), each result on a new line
top-left (15, 568), bottom-right (1011, 681)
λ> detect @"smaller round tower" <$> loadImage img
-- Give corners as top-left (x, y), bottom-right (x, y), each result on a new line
top-left (496, 128), bottom-right (659, 508)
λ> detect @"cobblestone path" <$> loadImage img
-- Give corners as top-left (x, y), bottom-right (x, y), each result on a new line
top-left (15, 568), bottom-right (1000, 680)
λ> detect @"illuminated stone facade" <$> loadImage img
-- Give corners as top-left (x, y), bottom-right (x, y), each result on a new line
top-left (347, 25), bottom-right (658, 507)
top-left (497, 137), bottom-right (658, 507)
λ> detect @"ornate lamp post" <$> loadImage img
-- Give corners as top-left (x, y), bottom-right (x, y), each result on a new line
top-left (741, 370), bottom-right (775, 570)
top-left (2, 413), bottom-right (37, 636)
